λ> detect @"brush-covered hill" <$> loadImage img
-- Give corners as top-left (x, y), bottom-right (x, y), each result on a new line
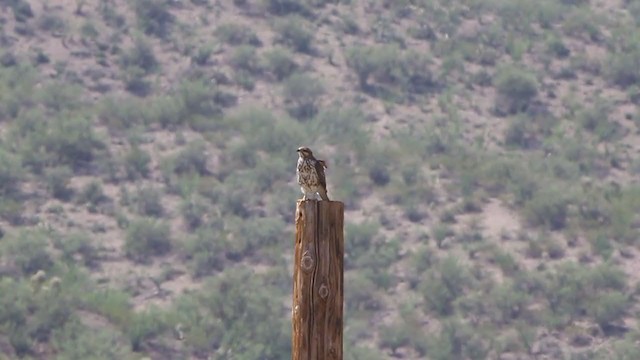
top-left (1, 0), bottom-right (640, 359)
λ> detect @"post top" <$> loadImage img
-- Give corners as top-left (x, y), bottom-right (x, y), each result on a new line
top-left (296, 200), bottom-right (344, 207)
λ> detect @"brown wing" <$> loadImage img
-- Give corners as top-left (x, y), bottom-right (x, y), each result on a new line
top-left (315, 159), bottom-right (327, 190)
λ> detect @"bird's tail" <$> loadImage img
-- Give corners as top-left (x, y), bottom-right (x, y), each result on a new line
top-left (318, 188), bottom-right (330, 201)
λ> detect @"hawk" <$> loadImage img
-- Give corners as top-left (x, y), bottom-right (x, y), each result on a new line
top-left (296, 146), bottom-right (329, 201)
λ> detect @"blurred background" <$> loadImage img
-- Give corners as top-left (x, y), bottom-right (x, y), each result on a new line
top-left (0, 0), bottom-right (639, 359)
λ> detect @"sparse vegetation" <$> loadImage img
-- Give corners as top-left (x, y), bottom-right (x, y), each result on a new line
top-left (282, 73), bottom-right (324, 119)
top-left (125, 218), bottom-right (172, 263)
top-left (494, 65), bottom-right (539, 114)
top-left (274, 16), bottom-right (314, 53)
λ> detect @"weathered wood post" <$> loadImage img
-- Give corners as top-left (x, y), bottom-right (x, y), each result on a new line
top-left (292, 200), bottom-right (344, 360)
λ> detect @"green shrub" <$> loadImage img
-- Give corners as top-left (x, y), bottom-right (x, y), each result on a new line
top-left (345, 346), bottom-right (386, 360)
top-left (606, 187), bottom-right (640, 242)
top-left (379, 322), bottom-right (411, 355)
top-left (313, 105), bottom-right (368, 142)
top-left (125, 218), bottom-right (172, 263)
top-left (30, 291), bottom-right (73, 342)
top-left (264, 0), bottom-right (311, 16)
top-left (133, 0), bottom-right (174, 38)
top-left (523, 186), bottom-right (571, 230)
top-left (494, 65), bottom-right (538, 114)
top-left (229, 141), bottom-right (258, 169)
top-left (77, 180), bottom-right (109, 210)
top-left (0, 282), bottom-right (29, 327)
top-left (228, 217), bottom-right (284, 259)
top-left (172, 142), bottom-right (209, 176)
top-left (274, 16), bottom-right (314, 53)
top-left (52, 116), bottom-right (105, 169)
top-left (607, 49), bottom-right (640, 88)
top-left (263, 47), bottom-right (297, 80)
top-left (124, 146), bottom-right (151, 180)
top-left (123, 66), bottom-right (153, 96)
top-left (282, 73), bottom-right (324, 119)
top-left (493, 248), bottom-right (520, 274)
top-left (181, 197), bottom-right (207, 231)
top-left (86, 289), bottom-right (132, 327)
top-left (37, 13), bottom-right (66, 33)
top-left (174, 268), bottom-right (290, 357)
top-left (183, 229), bottom-right (226, 277)
top-left (345, 44), bottom-right (437, 98)
top-left (22, 115), bottom-right (104, 172)
top-left (540, 262), bottom-right (629, 328)
top-left (227, 106), bottom-right (303, 158)
top-left (215, 181), bottom-right (252, 218)
top-left (191, 44), bottom-right (213, 66)
top-left (345, 44), bottom-right (396, 90)
top-left (252, 156), bottom-right (289, 192)
top-left (420, 257), bottom-right (469, 316)
top-left (563, 8), bottom-right (601, 41)
top-left (0, 198), bottom-right (24, 225)
top-left (409, 246), bottom-right (436, 283)
top-left (177, 79), bottom-right (226, 118)
top-left (590, 234), bottom-right (614, 260)
top-left (345, 272), bottom-right (382, 312)
top-left (80, 21), bottom-right (100, 39)
top-left (577, 99), bottom-right (620, 141)
top-left (229, 45), bottom-right (262, 74)
top-left (336, 14), bottom-right (360, 34)
top-left (120, 38), bottom-right (158, 75)
top-left (2, 230), bottom-right (53, 275)
top-left (127, 307), bottom-right (168, 351)
top-left (10, 0), bottom-right (33, 22)
top-left (345, 222), bottom-right (379, 268)
top-left (590, 263), bottom-right (628, 291)
top-left (368, 163), bottom-right (390, 186)
top-left (587, 292), bottom-right (628, 330)
top-left (135, 187), bottom-right (164, 217)
top-left (99, 1), bottom-right (126, 28)
top-left (0, 148), bottom-right (24, 196)
top-left (488, 281), bottom-right (529, 324)
top-left (427, 319), bottom-right (489, 360)
top-left (53, 231), bottom-right (99, 268)
top-left (44, 165), bottom-right (73, 200)
top-left (52, 319), bottom-right (135, 360)
top-left (98, 96), bottom-right (145, 132)
top-left (36, 81), bottom-right (82, 111)
top-left (355, 239), bottom-right (400, 290)
top-left (525, 238), bottom-right (544, 258)
top-left (398, 51), bottom-right (437, 94)
top-left (546, 240), bottom-right (566, 259)
top-left (433, 224), bottom-right (453, 248)
top-left (545, 36), bottom-right (570, 58)
top-left (215, 23), bottom-right (261, 46)
top-left (234, 70), bottom-right (256, 90)
top-left (144, 94), bottom-right (188, 129)
top-left (504, 116), bottom-right (535, 149)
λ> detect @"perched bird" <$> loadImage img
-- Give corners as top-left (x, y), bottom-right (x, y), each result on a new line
top-left (296, 146), bottom-right (329, 201)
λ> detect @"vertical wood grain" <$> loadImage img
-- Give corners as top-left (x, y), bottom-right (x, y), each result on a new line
top-left (293, 200), bottom-right (344, 360)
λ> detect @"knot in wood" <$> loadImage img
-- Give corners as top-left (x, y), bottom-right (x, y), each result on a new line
top-left (318, 284), bottom-right (329, 299)
top-left (301, 253), bottom-right (314, 271)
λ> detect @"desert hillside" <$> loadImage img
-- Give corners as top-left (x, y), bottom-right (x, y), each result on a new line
top-left (1, 0), bottom-right (640, 359)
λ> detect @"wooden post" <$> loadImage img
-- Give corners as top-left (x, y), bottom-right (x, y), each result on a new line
top-left (292, 200), bottom-right (344, 360)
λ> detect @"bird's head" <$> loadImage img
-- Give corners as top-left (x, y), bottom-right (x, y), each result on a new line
top-left (297, 146), bottom-right (314, 159)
